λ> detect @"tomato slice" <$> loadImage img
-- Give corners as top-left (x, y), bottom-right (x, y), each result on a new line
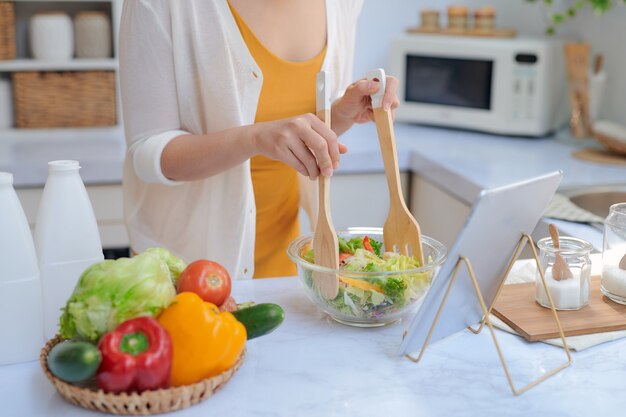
top-left (339, 252), bottom-right (352, 263)
top-left (363, 236), bottom-right (374, 253)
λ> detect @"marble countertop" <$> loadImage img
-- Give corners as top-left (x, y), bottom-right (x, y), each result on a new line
top-left (2, 277), bottom-right (626, 417)
top-left (340, 123), bottom-right (626, 204)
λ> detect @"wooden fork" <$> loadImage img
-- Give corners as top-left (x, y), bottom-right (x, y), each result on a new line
top-left (368, 68), bottom-right (424, 264)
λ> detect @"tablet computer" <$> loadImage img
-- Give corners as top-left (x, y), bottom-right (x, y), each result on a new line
top-left (399, 171), bottom-right (563, 356)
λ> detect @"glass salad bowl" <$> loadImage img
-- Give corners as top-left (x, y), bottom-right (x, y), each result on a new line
top-left (287, 228), bottom-right (447, 327)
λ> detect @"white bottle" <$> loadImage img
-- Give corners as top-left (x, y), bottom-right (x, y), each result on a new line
top-left (0, 172), bottom-right (44, 365)
top-left (35, 161), bottom-right (103, 339)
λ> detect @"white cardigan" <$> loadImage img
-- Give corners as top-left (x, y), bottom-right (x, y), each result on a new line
top-left (119, 0), bottom-right (363, 279)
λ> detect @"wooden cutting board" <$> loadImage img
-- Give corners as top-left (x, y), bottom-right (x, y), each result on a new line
top-left (572, 148), bottom-right (626, 166)
top-left (492, 276), bottom-right (626, 341)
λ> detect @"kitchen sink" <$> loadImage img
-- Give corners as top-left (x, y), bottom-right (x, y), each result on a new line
top-left (562, 185), bottom-right (626, 219)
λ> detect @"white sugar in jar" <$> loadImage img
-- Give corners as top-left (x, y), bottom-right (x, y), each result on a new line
top-left (535, 237), bottom-right (593, 311)
top-left (601, 203), bottom-right (626, 304)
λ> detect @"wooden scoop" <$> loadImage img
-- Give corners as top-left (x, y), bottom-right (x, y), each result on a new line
top-left (367, 68), bottom-right (424, 263)
top-left (548, 224), bottom-right (573, 281)
top-left (312, 70), bottom-right (339, 300)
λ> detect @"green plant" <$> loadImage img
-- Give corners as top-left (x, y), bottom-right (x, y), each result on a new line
top-left (527, 0), bottom-right (626, 34)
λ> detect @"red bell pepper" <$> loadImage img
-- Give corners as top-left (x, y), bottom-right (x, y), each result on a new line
top-left (96, 316), bottom-right (172, 393)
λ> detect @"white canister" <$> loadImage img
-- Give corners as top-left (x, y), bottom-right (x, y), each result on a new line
top-left (0, 172), bottom-right (44, 365)
top-left (74, 11), bottom-right (112, 59)
top-left (35, 161), bottom-right (104, 339)
top-left (29, 11), bottom-right (74, 60)
top-left (0, 77), bottom-right (13, 128)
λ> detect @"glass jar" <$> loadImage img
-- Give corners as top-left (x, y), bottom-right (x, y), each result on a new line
top-left (601, 203), bottom-right (626, 304)
top-left (474, 7), bottom-right (496, 31)
top-left (447, 6), bottom-right (469, 30)
top-left (535, 236), bottom-right (593, 310)
top-left (420, 9), bottom-right (440, 30)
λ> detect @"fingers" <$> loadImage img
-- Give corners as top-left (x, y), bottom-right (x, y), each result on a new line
top-left (351, 78), bottom-right (381, 97)
top-left (288, 138), bottom-right (320, 179)
top-left (263, 114), bottom-right (346, 179)
top-left (299, 127), bottom-right (333, 177)
top-left (308, 115), bottom-right (340, 171)
top-left (382, 76), bottom-right (399, 111)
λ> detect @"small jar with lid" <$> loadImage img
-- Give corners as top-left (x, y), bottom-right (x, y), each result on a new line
top-left (420, 9), bottom-right (440, 31)
top-left (74, 11), bottom-right (112, 58)
top-left (29, 11), bottom-right (74, 60)
top-left (535, 236), bottom-right (593, 310)
top-left (474, 6), bottom-right (496, 31)
top-left (447, 6), bottom-right (469, 30)
top-left (601, 203), bottom-right (626, 304)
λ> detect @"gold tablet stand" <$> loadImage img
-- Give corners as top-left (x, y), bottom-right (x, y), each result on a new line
top-left (404, 234), bottom-right (572, 396)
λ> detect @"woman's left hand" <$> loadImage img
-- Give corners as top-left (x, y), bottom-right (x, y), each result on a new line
top-left (331, 75), bottom-right (400, 133)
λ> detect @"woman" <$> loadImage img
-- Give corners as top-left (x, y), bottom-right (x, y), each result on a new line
top-left (119, 0), bottom-right (399, 279)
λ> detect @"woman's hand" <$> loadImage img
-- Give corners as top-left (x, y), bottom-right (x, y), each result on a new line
top-left (252, 113), bottom-right (348, 179)
top-left (331, 76), bottom-right (400, 135)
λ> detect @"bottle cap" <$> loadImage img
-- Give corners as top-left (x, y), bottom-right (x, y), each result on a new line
top-left (0, 172), bottom-right (13, 185)
top-left (48, 160), bottom-right (80, 172)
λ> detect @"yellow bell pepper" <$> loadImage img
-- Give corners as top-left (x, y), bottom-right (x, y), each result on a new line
top-left (157, 292), bottom-right (246, 386)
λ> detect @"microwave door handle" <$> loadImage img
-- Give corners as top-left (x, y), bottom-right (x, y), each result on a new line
top-left (366, 68), bottom-right (386, 109)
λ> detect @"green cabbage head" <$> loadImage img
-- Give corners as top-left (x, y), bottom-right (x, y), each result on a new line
top-left (59, 248), bottom-right (184, 342)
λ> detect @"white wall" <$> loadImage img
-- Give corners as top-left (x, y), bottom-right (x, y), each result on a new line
top-left (354, 1), bottom-right (626, 125)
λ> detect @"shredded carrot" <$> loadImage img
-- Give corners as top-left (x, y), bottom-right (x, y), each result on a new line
top-left (339, 276), bottom-right (382, 293)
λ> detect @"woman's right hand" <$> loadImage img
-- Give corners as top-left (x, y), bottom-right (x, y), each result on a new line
top-left (252, 113), bottom-right (348, 179)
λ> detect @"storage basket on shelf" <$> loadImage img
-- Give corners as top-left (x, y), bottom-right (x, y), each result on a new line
top-left (41, 336), bottom-right (246, 415)
top-left (13, 71), bottom-right (117, 128)
top-left (0, 2), bottom-right (16, 60)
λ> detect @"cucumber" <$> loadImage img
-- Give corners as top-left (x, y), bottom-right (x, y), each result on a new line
top-left (232, 303), bottom-right (285, 340)
top-left (47, 340), bottom-right (102, 383)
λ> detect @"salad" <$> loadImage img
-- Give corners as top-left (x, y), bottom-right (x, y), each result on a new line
top-left (301, 236), bottom-right (432, 320)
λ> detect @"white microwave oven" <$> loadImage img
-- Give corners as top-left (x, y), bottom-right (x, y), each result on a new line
top-left (389, 34), bottom-right (568, 136)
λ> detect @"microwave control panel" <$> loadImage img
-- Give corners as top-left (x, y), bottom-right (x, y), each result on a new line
top-left (510, 53), bottom-right (539, 122)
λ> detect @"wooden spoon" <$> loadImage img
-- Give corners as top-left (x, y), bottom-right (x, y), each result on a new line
top-left (367, 68), bottom-right (424, 263)
top-left (548, 224), bottom-right (573, 281)
top-left (312, 70), bottom-right (339, 300)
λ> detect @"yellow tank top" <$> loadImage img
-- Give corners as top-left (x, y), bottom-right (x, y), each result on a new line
top-left (229, 3), bottom-right (326, 278)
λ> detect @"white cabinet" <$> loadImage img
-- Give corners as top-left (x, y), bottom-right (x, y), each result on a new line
top-left (410, 174), bottom-right (471, 250)
top-left (300, 172), bottom-right (410, 233)
top-left (16, 184), bottom-right (128, 249)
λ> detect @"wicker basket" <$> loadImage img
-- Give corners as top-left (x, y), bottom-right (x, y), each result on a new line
top-left (0, 2), bottom-right (16, 60)
top-left (41, 336), bottom-right (246, 415)
top-left (13, 71), bottom-right (117, 128)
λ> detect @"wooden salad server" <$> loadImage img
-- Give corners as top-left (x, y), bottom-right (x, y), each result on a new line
top-left (312, 70), bottom-right (339, 300)
top-left (549, 224), bottom-right (573, 281)
top-left (367, 68), bottom-right (424, 264)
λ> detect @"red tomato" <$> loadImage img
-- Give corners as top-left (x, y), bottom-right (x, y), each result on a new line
top-left (177, 260), bottom-right (232, 306)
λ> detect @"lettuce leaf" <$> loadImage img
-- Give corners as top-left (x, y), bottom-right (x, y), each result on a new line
top-left (59, 248), bottom-right (182, 342)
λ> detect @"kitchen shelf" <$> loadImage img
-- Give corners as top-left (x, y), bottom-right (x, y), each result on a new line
top-left (0, 58), bottom-right (118, 72)
top-left (2, 0), bottom-right (125, 152)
